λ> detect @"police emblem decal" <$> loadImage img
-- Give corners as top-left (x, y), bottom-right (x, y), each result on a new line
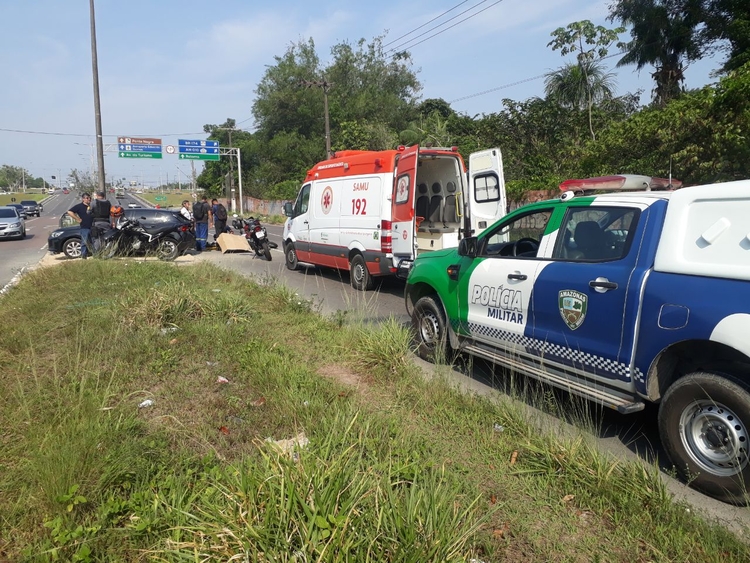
top-left (558, 289), bottom-right (588, 330)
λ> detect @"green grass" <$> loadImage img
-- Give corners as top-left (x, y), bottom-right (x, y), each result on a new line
top-left (0, 192), bottom-right (46, 205)
top-left (0, 260), bottom-right (748, 561)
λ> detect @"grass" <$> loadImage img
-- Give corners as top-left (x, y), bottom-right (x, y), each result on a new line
top-left (0, 192), bottom-right (46, 205)
top-left (0, 259), bottom-right (748, 561)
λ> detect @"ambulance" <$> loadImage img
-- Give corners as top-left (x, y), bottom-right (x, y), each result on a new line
top-left (282, 145), bottom-right (506, 290)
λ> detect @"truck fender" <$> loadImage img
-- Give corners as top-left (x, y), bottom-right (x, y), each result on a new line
top-left (710, 314), bottom-right (750, 358)
top-left (405, 282), bottom-right (460, 349)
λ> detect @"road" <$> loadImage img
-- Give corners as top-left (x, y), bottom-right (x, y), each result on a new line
top-left (2, 199), bottom-right (749, 534)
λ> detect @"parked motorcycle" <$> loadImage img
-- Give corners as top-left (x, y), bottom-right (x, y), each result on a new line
top-left (96, 218), bottom-right (190, 261)
top-left (231, 214), bottom-right (275, 261)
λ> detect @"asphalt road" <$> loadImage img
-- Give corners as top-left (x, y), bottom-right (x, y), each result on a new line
top-left (2, 199), bottom-right (749, 535)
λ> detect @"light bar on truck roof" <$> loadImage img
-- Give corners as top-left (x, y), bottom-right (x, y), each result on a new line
top-left (559, 175), bottom-right (683, 192)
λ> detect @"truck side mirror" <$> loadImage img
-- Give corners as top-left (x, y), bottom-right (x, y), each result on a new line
top-left (458, 236), bottom-right (478, 258)
top-left (283, 202), bottom-right (294, 217)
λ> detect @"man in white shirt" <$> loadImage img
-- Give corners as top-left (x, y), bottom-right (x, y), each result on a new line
top-left (180, 200), bottom-right (193, 221)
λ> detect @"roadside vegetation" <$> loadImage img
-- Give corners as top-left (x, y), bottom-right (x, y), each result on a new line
top-left (1, 260), bottom-right (748, 561)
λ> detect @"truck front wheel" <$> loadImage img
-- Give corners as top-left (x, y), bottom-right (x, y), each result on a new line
top-left (659, 371), bottom-right (750, 505)
top-left (412, 295), bottom-right (453, 363)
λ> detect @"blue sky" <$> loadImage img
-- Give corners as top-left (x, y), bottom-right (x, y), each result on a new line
top-left (0, 0), bottom-right (720, 188)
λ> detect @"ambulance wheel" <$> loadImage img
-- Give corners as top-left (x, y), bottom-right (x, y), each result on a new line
top-left (285, 242), bottom-right (299, 270)
top-left (412, 295), bottom-right (452, 363)
top-left (659, 371), bottom-right (750, 505)
top-left (350, 254), bottom-right (373, 291)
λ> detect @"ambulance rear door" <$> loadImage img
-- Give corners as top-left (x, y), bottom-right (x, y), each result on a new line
top-left (391, 145), bottom-right (419, 261)
top-left (466, 148), bottom-right (506, 236)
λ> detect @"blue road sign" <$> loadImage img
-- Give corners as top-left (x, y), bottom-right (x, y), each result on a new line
top-left (178, 139), bottom-right (219, 147)
top-left (178, 146), bottom-right (219, 154)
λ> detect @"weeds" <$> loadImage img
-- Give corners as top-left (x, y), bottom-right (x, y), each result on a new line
top-left (0, 260), bottom-right (748, 561)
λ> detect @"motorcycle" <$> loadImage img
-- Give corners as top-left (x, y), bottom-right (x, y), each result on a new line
top-left (231, 214), bottom-right (275, 261)
top-left (95, 218), bottom-right (190, 261)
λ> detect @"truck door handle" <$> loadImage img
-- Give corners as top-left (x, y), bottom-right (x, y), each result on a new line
top-left (507, 273), bottom-right (527, 281)
top-left (589, 278), bottom-right (618, 292)
top-left (303, 220), bottom-right (309, 224)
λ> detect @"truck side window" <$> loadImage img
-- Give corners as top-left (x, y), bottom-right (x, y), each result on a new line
top-left (554, 207), bottom-right (638, 261)
top-left (481, 209), bottom-right (552, 257)
top-left (295, 184), bottom-right (311, 216)
top-left (474, 174), bottom-right (500, 203)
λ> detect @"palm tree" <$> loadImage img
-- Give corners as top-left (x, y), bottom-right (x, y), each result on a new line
top-left (544, 59), bottom-right (617, 140)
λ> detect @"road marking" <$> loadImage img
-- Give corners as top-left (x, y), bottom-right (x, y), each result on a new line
top-left (39, 243), bottom-right (48, 250)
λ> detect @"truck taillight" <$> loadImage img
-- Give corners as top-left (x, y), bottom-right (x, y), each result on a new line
top-left (381, 220), bottom-right (392, 253)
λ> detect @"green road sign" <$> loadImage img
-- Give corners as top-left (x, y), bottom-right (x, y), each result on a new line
top-left (178, 153), bottom-right (220, 161)
top-left (154, 196), bottom-right (167, 202)
top-left (119, 151), bottom-right (163, 159)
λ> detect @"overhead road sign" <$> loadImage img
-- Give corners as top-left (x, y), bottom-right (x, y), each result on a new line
top-left (118, 136), bottom-right (163, 159)
top-left (177, 139), bottom-right (221, 161)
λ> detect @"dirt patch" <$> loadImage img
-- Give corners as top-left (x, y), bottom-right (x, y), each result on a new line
top-left (317, 364), bottom-right (363, 388)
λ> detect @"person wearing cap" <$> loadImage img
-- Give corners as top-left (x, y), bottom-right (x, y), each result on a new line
top-left (67, 192), bottom-right (94, 259)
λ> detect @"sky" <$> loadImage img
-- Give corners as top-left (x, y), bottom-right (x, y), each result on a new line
top-left (0, 0), bottom-right (722, 189)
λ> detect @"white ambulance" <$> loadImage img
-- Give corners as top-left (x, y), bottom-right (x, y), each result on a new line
top-left (282, 145), bottom-right (507, 290)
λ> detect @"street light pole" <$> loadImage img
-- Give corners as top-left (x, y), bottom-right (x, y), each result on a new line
top-left (89, 0), bottom-right (106, 195)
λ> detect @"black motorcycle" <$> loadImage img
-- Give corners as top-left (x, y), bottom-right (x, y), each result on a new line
top-left (96, 218), bottom-right (189, 261)
top-left (231, 215), bottom-right (275, 261)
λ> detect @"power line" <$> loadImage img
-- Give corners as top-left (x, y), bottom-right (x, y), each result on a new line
top-left (387, 0), bottom-right (503, 56)
top-left (383, 0), bottom-right (475, 48)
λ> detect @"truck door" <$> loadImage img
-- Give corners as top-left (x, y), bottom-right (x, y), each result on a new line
top-left (531, 204), bottom-right (645, 386)
top-left (285, 183), bottom-right (312, 261)
top-left (466, 149), bottom-right (506, 237)
top-left (391, 144), bottom-right (419, 261)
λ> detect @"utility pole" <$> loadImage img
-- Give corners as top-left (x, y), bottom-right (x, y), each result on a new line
top-left (89, 0), bottom-right (106, 195)
top-left (300, 79), bottom-right (333, 159)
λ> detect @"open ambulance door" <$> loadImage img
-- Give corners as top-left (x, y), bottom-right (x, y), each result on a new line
top-left (391, 144), bottom-right (419, 261)
top-left (466, 148), bottom-right (506, 236)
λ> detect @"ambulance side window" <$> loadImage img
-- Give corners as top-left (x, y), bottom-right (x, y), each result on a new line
top-left (475, 174), bottom-right (500, 203)
top-left (295, 184), bottom-right (311, 216)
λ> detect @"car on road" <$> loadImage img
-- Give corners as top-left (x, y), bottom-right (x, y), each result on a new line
top-left (7, 203), bottom-right (29, 219)
top-left (0, 206), bottom-right (26, 240)
top-left (63, 189), bottom-right (70, 195)
top-left (20, 200), bottom-right (42, 217)
top-left (48, 207), bottom-right (195, 259)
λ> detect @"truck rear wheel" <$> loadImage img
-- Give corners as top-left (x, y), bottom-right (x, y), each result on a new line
top-left (412, 295), bottom-right (452, 363)
top-left (659, 371), bottom-right (750, 505)
top-left (350, 254), bottom-right (373, 291)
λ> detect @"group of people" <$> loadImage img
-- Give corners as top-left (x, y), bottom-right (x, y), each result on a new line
top-left (67, 191), bottom-right (117, 259)
top-left (179, 196), bottom-right (229, 252)
top-left (68, 192), bottom-right (229, 258)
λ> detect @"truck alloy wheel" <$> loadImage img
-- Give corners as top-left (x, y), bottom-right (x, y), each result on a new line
top-left (157, 239), bottom-right (180, 261)
top-left (63, 238), bottom-right (82, 259)
top-left (659, 371), bottom-right (750, 505)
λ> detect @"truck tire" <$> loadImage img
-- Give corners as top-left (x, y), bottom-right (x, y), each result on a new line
top-left (412, 295), bottom-right (453, 363)
top-left (350, 253), bottom-right (373, 291)
top-left (285, 242), bottom-right (299, 270)
top-left (659, 371), bottom-right (750, 505)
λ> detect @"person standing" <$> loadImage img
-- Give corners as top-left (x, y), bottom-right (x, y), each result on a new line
top-left (67, 192), bottom-right (94, 259)
top-left (88, 190), bottom-right (113, 253)
top-left (193, 196), bottom-right (210, 251)
top-left (211, 198), bottom-right (228, 242)
top-left (179, 200), bottom-right (193, 222)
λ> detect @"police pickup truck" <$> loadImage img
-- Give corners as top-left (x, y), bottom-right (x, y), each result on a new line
top-left (405, 175), bottom-right (750, 504)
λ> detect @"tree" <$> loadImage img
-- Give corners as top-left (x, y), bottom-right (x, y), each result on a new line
top-left (609, 0), bottom-right (707, 106)
top-left (548, 20), bottom-right (624, 140)
top-left (544, 59), bottom-right (617, 110)
top-left (0, 165), bottom-right (32, 191)
top-left (704, 0), bottom-right (750, 73)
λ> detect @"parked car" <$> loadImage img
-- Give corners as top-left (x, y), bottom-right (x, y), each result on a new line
top-left (48, 207), bottom-right (195, 258)
top-left (0, 206), bottom-right (26, 240)
top-left (20, 200), bottom-right (42, 217)
top-left (7, 203), bottom-right (28, 219)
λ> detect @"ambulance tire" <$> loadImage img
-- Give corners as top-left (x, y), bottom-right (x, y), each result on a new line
top-left (285, 242), bottom-right (299, 271)
top-left (350, 254), bottom-right (373, 291)
top-left (412, 295), bottom-right (452, 363)
top-left (659, 371), bottom-right (750, 505)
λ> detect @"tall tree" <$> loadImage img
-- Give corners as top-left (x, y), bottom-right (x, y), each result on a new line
top-left (704, 0), bottom-right (750, 73)
top-left (544, 60), bottom-right (617, 110)
top-left (609, 0), bottom-right (707, 106)
top-left (548, 20), bottom-right (624, 139)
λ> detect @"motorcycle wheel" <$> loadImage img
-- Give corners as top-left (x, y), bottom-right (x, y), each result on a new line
top-left (157, 238), bottom-right (180, 261)
top-left (100, 240), bottom-right (118, 260)
top-left (262, 240), bottom-right (272, 261)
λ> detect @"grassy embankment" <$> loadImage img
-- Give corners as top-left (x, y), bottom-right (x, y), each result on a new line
top-left (0, 192), bottom-right (46, 206)
top-left (1, 259), bottom-right (747, 561)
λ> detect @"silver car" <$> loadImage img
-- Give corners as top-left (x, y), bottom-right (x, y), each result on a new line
top-left (0, 206), bottom-right (26, 240)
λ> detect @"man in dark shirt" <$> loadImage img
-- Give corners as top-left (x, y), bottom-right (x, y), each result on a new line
top-left (67, 193), bottom-right (94, 259)
top-left (89, 191), bottom-right (113, 252)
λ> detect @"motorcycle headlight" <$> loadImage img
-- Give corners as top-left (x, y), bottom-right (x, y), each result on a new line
top-left (50, 230), bottom-right (63, 238)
